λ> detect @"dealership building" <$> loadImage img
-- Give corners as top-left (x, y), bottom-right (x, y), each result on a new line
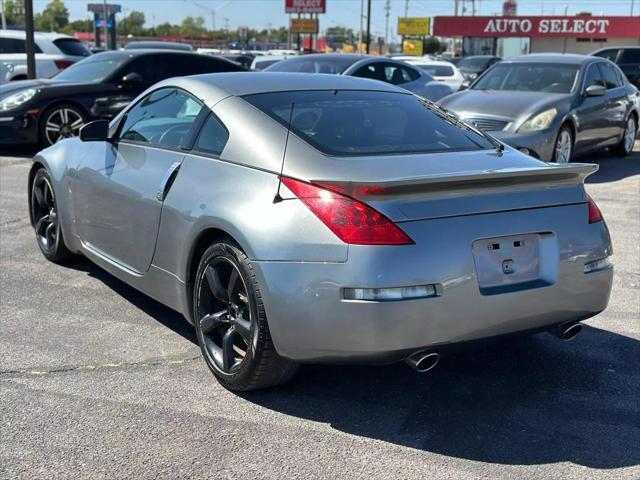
top-left (433, 15), bottom-right (640, 57)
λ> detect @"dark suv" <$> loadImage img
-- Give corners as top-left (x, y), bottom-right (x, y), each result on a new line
top-left (591, 47), bottom-right (640, 88)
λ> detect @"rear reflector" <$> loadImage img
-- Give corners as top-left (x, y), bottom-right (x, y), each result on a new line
top-left (279, 176), bottom-right (413, 245)
top-left (587, 195), bottom-right (603, 224)
top-left (344, 285), bottom-right (437, 301)
top-left (54, 59), bottom-right (75, 70)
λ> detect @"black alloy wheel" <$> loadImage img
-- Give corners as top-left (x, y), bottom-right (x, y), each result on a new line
top-left (194, 241), bottom-right (298, 391)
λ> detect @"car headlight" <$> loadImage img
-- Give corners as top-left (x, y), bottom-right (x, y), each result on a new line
top-left (0, 88), bottom-right (37, 111)
top-left (518, 108), bottom-right (558, 132)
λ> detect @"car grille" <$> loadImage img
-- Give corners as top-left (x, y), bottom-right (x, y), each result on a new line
top-left (464, 117), bottom-right (508, 132)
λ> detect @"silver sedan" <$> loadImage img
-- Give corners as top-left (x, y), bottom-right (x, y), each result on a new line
top-left (29, 73), bottom-right (613, 391)
top-left (439, 54), bottom-right (639, 163)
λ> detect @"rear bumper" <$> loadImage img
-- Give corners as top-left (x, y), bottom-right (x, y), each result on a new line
top-left (253, 203), bottom-right (613, 363)
top-left (492, 129), bottom-right (557, 162)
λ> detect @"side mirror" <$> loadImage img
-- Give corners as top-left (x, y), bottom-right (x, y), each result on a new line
top-left (585, 84), bottom-right (606, 97)
top-left (121, 72), bottom-right (142, 85)
top-left (79, 120), bottom-right (109, 142)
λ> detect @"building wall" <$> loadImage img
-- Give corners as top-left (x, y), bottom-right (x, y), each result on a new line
top-left (530, 37), bottom-right (640, 55)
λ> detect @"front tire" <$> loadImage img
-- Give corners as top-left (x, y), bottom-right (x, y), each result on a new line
top-left (193, 241), bottom-right (298, 391)
top-left (611, 115), bottom-right (637, 157)
top-left (30, 168), bottom-right (73, 263)
top-left (552, 125), bottom-right (573, 163)
top-left (39, 104), bottom-right (86, 147)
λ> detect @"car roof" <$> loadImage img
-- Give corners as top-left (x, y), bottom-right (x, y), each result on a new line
top-left (87, 49), bottom-right (204, 61)
top-left (0, 29), bottom-right (73, 41)
top-left (292, 53), bottom-right (368, 61)
top-left (158, 72), bottom-right (406, 105)
top-left (124, 41), bottom-right (193, 51)
top-left (506, 53), bottom-right (593, 65)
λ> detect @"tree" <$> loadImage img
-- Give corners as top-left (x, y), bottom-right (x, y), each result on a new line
top-left (119, 10), bottom-right (146, 36)
top-left (2, 0), bottom-right (24, 26)
top-left (423, 36), bottom-right (445, 55)
top-left (34, 0), bottom-right (69, 32)
top-left (179, 16), bottom-right (207, 37)
top-left (62, 19), bottom-right (93, 35)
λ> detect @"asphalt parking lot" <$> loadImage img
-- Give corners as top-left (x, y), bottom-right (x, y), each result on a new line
top-left (1, 146), bottom-right (639, 479)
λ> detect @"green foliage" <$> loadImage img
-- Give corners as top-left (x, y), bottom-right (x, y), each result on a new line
top-left (2, 0), bottom-right (24, 26)
top-left (423, 36), bottom-right (446, 54)
top-left (34, 0), bottom-right (69, 32)
top-left (119, 10), bottom-right (146, 36)
top-left (179, 16), bottom-right (207, 37)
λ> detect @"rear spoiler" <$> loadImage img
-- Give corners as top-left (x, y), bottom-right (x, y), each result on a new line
top-left (312, 163), bottom-right (598, 198)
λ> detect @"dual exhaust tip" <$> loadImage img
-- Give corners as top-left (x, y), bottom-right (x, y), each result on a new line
top-left (405, 322), bottom-right (583, 373)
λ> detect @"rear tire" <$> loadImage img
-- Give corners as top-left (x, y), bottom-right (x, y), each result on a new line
top-left (611, 115), bottom-right (637, 157)
top-left (552, 125), bottom-right (573, 163)
top-left (193, 241), bottom-right (298, 391)
top-left (30, 168), bottom-right (73, 263)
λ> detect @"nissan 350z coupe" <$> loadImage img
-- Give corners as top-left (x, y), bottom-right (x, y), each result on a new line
top-left (29, 73), bottom-right (614, 391)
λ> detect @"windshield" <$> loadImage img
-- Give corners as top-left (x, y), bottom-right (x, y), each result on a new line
top-left (473, 63), bottom-right (579, 93)
top-left (53, 57), bottom-right (128, 82)
top-left (458, 57), bottom-right (492, 69)
top-left (244, 90), bottom-right (493, 156)
top-left (264, 56), bottom-right (358, 74)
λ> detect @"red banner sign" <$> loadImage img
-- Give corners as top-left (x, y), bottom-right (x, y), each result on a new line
top-left (433, 16), bottom-right (640, 38)
top-left (285, 0), bottom-right (326, 14)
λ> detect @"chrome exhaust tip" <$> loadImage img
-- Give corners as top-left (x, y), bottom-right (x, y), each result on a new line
top-left (405, 351), bottom-right (440, 373)
top-left (554, 322), bottom-right (583, 341)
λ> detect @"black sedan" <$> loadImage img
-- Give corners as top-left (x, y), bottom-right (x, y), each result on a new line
top-left (0, 49), bottom-right (244, 147)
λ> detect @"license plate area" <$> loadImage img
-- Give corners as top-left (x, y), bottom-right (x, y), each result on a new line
top-left (472, 233), bottom-right (557, 295)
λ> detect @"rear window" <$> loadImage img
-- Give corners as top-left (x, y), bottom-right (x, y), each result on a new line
top-left (244, 90), bottom-right (493, 156)
top-left (53, 38), bottom-right (91, 57)
top-left (264, 56), bottom-right (358, 74)
top-left (415, 64), bottom-right (454, 77)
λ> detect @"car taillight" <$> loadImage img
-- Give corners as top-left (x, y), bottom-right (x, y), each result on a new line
top-left (588, 195), bottom-right (603, 224)
top-left (54, 59), bottom-right (75, 70)
top-left (279, 176), bottom-right (413, 245)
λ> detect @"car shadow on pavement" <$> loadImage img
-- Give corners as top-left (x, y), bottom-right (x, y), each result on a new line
top-left (244, 327), bottom-right (640, 469)
top-left (584, 150), bottom-right (640, 184)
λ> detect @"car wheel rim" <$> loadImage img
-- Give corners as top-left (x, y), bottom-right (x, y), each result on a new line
top-left (31, 175), bottom-right (59, 254)
top-left (555, 130), bottom-right (572, 163)
top-left (45, 108), bottom-right (84, 145)
top-left (624, 118), bottom-right (636, 153)
top-left (197, 258), bottom-right (253, 374)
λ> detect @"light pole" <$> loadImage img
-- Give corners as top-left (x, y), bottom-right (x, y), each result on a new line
top-left (190, 0), bottom-right (230, 31)
top-left (365, 0), bottom-right (371, 54)
top-left (1, 0), bottom-right (7, 30)
top-left (24, 0), bottom-right (36, 79)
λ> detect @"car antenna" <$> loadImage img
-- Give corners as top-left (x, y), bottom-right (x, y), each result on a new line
top-left (273, 102), bottom-right (295, 203)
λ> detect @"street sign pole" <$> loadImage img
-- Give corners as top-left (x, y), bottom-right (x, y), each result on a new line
top-left (24, 0), bottom-right (36, 79)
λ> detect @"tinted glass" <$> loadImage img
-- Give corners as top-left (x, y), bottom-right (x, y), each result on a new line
top-left (264, 56), bottom-right (359, 74)
top-left (598, 63), bottom-right (622, 89)
top-left (383, 63), bottom-right (420, 84)
top-left (194, 114), bottom-right (229, 155)
top-left (473, 63), bottom-right (579, 93)
top-left (53, 38), bottom-right (91, 57)
top-left (415, 64), bottom-right (454, 77)
top-left (620, 49), bottom-right (640, 64)
top-left (244, 90), bottom-right (492, 156)
top-left (593, 49), bottom-right (620, 62)
top-left (583, 64), bottom-right (605, 88)
top-left (53, 56), bottom-right (128, 82)
top-left (120, 88), bottom-right (203, 149)
top-left (458, 57), bottom-right (492, 69)
top-left (0, 37), bottom-right (42, 54)
top-left (254, 59), bottom-right (281, 70)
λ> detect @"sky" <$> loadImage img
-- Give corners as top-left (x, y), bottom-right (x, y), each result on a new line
top-left (31, 0), bottom-right (637, 40)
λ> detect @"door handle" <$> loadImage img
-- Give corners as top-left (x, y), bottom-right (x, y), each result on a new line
top-left (156, 161), bottom-right (182, 202)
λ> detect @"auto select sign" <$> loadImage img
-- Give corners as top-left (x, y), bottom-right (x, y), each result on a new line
top-left (433, 16), bottom-right (640, 38)
top-left (285, 0), bottom-right (326, 14)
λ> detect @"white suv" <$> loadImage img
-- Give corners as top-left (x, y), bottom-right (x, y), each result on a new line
top-left (0, 30), bottom-right (91, 84)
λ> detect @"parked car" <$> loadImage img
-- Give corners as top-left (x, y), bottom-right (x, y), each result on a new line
top-left (457, 55), bottom-right (502, 88)
top-left (265, 54), bottom-right (453, 101)
top-left (124, 41), bottom-right (193, 51)
top-left (250, 54), bottom-right (293, 71)
top-left (0, 49), bottom-right (244, 147)
top-left (0, 29), bottom-right (91, 84)
top-left (439, 54), bottom-right (640, 162)
top-left (222, 54), bottom-right (253, 70)
top-left (591, 46), bottom-right (640, 88)
top-left (395, 56), bottom-right (465, 91)
top-left (29, 72), bottom-right (613, 391)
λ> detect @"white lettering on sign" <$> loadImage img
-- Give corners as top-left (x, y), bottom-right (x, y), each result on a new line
top-left (485, 17), bottom-right (610, 35)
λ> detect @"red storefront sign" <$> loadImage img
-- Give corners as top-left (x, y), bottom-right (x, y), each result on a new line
top-left (433, 16), bottom-right (640, 38)
top-left (285, 0), bottom-right (326, 14)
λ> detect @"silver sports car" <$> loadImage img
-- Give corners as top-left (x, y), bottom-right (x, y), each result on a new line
top-left (29, 73), bottom-right (613, 391)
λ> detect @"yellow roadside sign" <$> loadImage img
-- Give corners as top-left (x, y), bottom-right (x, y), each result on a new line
top-left (402, 38), bottom-right (423, 56)
top-left (398, 17), bottom-right (430, 36)
top-left (291, 18), bottom-right (319, 34)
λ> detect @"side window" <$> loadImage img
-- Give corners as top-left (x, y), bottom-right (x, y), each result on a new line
top-left (120, 56), bottom-right (170, 85)
top-left (594, 49), bottom-right (620, 62)
top-left (598, 63), bottom-right (622, 89)
top-left (353, 63), bottom-right (385, 82)
top-left (193, 113), bottom-right (229, 156)
top-left (584, 64), bottom-right (605, 89)
top-left (620, 49), bottom-right (640, 64)
top-left (119, 88), bottom-right (203, 149)
top-left (382, 63), bottom-right (419, 85)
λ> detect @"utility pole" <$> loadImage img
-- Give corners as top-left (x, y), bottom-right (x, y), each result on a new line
top-left (631, 0), bottom-right (635, 15)
top-left (24, 0), bottom-right (36, 79)
top-left (384, 0), bottom-right (390, 47)
top-left (454, 0), bottom-right (459, 16)
top-left (1, 0), bottom-right (7, 30)
top-left (102, 0), bottom-right (108, 50)
top-left (365, 0), bottom-right (371, 54)
top-left (358, 0), bottom-right (363, 53)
